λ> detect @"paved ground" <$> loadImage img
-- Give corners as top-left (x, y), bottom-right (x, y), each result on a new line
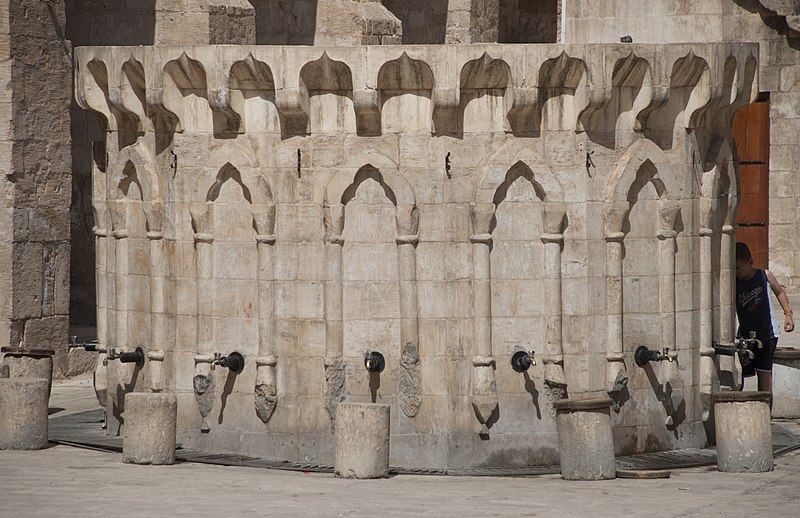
top-left (2, 294), bottom-right (800, 517)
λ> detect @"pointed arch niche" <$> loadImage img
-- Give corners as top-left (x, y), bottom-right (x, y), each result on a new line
top-left (323, 152), bottom-right (420, 420)
top-left (604, 139), bottom-right (682, 401)
top-left (471, 144), bottom-right (567, 431)
top-left (104, 142), bottom-right (161, 435)
top-left (190, 146), bottom-right (276, 430)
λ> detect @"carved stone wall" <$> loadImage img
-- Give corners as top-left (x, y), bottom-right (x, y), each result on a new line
top-left (76, 42), bottom-right (757, 468)
top-left (567, 0), bottom-right (800, 290)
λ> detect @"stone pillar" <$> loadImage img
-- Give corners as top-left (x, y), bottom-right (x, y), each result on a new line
top-left (720, 224), bottom-right (736, 340)
top-left (334, 403), bottom-right (390, 479)
top-left (93, 222), bottom-right (110, 414)
top-left (122, 392), bottom-right (177, 465)
top-left (155, 1), bottom-right (256, 45)
top-left (324, 203), bottom-right (345, 422)
top-left (554, 397), bottom-right (616, 480)
top-left (147, 228), bottom-right (167, 392)
top-left (699, 227), bottom-right (716, 420)
top-left (657, 229), bottom-right (677, 350)
top-left (396, 204), bottom-right (420, 418)
top-left (255, 230), bottom-right (278, 423)
top-left (0, 378), bottom-right (49, 450)
top-left (605, 232), bottom-right (627, 392)
top-left (470, 231), bottom-right (498, 432)
top-left (0, 347), bottom-right (54, 397)
top-left (714, 391), bottom-right (773, 473)
top-left (190, 205), bottom-right (215, 432)
top-left (541, 206), bottom-right (567, 394)
top-left (446, 0), bottom-right (500, 43)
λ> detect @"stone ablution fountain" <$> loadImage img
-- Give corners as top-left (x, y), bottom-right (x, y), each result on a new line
top-left (74, 41), bottom-right (757, 469)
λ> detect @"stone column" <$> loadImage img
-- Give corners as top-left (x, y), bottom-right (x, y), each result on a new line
top-left (396, 204), bottom-right (421, 418)
top-left (190, 205), bottom-right (215, 432)
top-left (255, 229), bottom-right (277, 423)
top-left (107, 207), bottom-right (130, 435)
top-left (334, 402), bottom-right (390, 479)
top-left (714, 391), bottom-right (773, 473)
top-left (699, 226), bottom-right (716, 420)
top-left (554, 397), bottom-right (616, 480)
top-left (470, 231), bottom-right (497, 432)
top-left (542, 206), bottom-right (567, 397)
top-left (657, 229), bottom-right (677, 351)
top-left (324, 203), bottom-right (345, 421)
top-left (93, 221), bottom-right (109, 415)
top-left (720, 224), bottom-right (736, 340)
top-left (123, 392), bottom-right (177, 465)
top-left (0, 378), bottom-right (49, 450)
top-left (605, 232), bottom-right (627, 393)
top-left (147, 227), bottom-right (167, 392)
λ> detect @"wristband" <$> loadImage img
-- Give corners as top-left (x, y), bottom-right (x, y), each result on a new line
top-left (785, 309), bottom-right (794, 316)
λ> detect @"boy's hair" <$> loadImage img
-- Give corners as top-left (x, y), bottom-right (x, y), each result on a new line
top-left (735, 242), bottom-right (753, 262)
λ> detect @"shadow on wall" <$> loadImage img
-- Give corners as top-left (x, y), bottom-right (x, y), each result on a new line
top-left (65, 1), bottom-right (157, 326)
top-left (382, 0), bottom-right (448, 44)
top-left (251, 0), bottom-right (319, 44)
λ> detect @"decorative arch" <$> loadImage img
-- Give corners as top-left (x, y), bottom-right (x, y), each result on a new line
top-left (321, 147), bottom-right (421, 420)
top-left (603, 137), bottom-right (683, 399)
top-left (324, 148), bottom-right (415, 210)
top-left (604, 138), bottom-right (682, 235)
top-left (469, 142), bottom-right (569, 431)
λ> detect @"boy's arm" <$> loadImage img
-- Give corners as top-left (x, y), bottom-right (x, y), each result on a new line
top-left (766, 270), bottom-right (795, 332)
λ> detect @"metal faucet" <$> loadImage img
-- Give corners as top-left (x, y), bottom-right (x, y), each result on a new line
top-left (511, 349), bottom-right (536, 372)
top-left (634, 346), bottom-right (676, 367)
top-left (364, 351), bottom-right (385, 373)
top-left (211, 351), bottom-right (245, 373)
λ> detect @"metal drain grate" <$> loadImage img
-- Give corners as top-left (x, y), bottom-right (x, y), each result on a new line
top-left (50, 409), bottom-right (800, 476)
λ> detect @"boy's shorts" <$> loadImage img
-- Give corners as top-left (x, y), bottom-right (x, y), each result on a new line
top-left (742, 337), bottom-right (778, 377)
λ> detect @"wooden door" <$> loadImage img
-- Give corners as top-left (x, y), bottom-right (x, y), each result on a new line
top-left (733, 98), bottom-right (770, 268)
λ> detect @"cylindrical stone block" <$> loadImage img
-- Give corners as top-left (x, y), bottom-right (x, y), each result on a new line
top-left (123, 392), bottom-right (177, 465)
top-left (334, 402), bottom-right (390, 479)
top-left (1, 348), bottom-right (55, 397)
top-left (714, 391), bottom-right (773, 473)
top-left (554, 397), bottom-right (616, 480)
top-left (0, 378), bottom-right (50, 450)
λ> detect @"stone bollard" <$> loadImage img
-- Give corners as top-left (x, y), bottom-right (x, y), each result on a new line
top-left (1, 347), bottom-right (55, 397)
top-left (0, 378), bottom-right (50, 450)
top-left (554, 397), bottom-right (616, 480)
top-left (714, 391), bottom-right (773, 473)
top-left (334, 402), bottom-right (390, 479)
top-left (123, 392), bottom-right (177, 465)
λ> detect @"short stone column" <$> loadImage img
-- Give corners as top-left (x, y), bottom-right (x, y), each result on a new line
top-left (1, 347), bottom-right (55, 397)
top-left (554, 397), bottom-right (616, 480)
top-left (714, 391), bottom-right (773, 473)
top-left (334, 402), bottom-right (390, 479)
top-left (0, 378), bottom-right (50, 450)
top-left (123, 392), bottom-right (177, 465)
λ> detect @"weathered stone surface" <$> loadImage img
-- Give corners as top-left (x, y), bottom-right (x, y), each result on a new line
top-left (1, 349), bottom-right (54, 397)
top-left (0, 377), bottom-right (49, 450)
top-left (334, 402), bottom-right (390, 479)
top-left (554, 398), bottom-right (616, 480)
top-left (714, 391), bottom-right (773, 473)
top-left (123, 392), bottom-right (178, 465)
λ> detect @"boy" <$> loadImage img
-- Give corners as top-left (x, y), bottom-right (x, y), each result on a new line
top-left (735, 242), bottom-right (795, 393)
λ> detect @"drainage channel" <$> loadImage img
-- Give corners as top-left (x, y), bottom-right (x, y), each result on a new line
top-left (49, 409), bottom-right (800, 477)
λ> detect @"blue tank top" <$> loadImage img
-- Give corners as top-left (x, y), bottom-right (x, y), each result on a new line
top-left (735, 269), bottom-right (779, 341)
